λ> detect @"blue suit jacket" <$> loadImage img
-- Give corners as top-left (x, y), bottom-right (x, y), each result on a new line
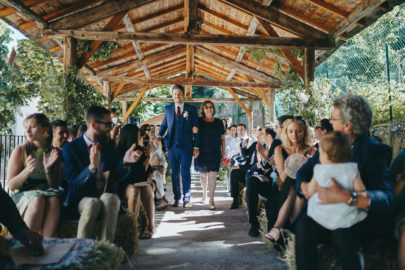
top-left (158, 103), bottom-right (199, 151)
top-left (62, 135), bottom-right (130, 218)
top-left (296, 135), bottom-right (394, 233)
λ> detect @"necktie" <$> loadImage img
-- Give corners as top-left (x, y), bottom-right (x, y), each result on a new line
top-left (177, 106), bottom-right (180, 118)
top-left (88, 144), bottom-right (103, 151)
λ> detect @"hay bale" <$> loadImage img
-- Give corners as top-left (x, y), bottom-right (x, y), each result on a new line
top-left (59, 210), bottom-right (144, 256)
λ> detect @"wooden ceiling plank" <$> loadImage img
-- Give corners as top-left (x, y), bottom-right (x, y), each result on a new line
top-left (43, 29), bottom-right (335, 49)
top-left (0, 7), bottom-right (16, 17)
top-left (133, 3), bottom-right (183, 28)
top-left (89, 75), bottom-right (276, 88)
top-left (47, 0), bottom-right (155, 30)
top-left (330, 0), bottom-right (386, 38)
top-left (1, 0), bottom-right (46, 27)
top-left (220, 0), bottom-right (328, 39)
top-left (43, 0), bottom-right (103, 21)
top-left (257, 17), bottom-right (305, 80)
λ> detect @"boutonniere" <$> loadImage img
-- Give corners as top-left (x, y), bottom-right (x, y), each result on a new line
top-left (183, 111), bottom-right (189, 120)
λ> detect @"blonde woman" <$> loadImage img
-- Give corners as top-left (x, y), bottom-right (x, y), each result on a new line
top-left (264, 117), bottom-right (316, 243)
top-left (7, 113), bottom-right (62, 237)
top-left (195, 101), bottom-right (225, 210)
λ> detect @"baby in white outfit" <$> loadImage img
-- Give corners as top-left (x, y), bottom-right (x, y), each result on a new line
top-left (306, 131), bottom-right (367, 230)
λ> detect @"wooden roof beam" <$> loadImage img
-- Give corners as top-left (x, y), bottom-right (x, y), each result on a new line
top-left (1, 0), bottom-right (46, 28)
top-left (330, 0), bottom-right (386, 39)
top-left (227, 17), bottom-right (258, 81)
top-left (42, 30), bottom-right (335, 49)
top-left (89, 75), bottom-right (276, 89)
top-left (47, 0), bottom-right (155, 30)
top-left (226, 87), bottom-right (252, 119)
top-left (220, 0), bottom-right (328, 39)
top-left (122, 84), bottom-right (149, 123)
top-left (184, 0), bottom-right (198, 98)
top-left (196, 46), bottom-right (280, 85)
top-left (257, 17), bottom-right (305, 80)
top-left (77, 11), bottom-right (127, 67)
top-left (117, 97), bottom-right (253, 102)
top-left (123, 13), bottom-right (150, 78)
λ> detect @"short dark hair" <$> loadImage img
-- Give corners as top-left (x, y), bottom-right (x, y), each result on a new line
top-left (51, 119), bottom-right (67, 131)
top-left (319, 119), bottom-right (333, 133)
top-left (85, 106), bottom-right (110, 124)
top-left (68, 124), bottom-right (79, 138)
top-left (320, 131), bottom-right (352, 163)
top-left (265, 128), bottom-right (277, 139)
top-left (230, 124), bottom-right (237, 129)
top-left (77, 123), bottom-right (87, 137)
top-left (110, 107), bottom-right (117, 113)
top-left (277, 115), bottom-right (294, 128)
top-left (237, 123), bottom-right (246, 129)
top-left (172, 85), bottom-right (184, 94)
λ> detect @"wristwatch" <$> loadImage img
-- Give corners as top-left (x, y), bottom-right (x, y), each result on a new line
top-left (346, 191), bottom-right (357, 207)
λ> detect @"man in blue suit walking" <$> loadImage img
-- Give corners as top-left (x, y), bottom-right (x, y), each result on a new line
top-left (157, 85), bottom-right (199, 208)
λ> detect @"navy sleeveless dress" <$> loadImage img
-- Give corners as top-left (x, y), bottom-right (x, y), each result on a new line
top-left (194, 118), bottom-right (225, 173)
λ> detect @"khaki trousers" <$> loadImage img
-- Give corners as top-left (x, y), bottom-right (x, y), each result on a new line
top-left (77, 193), bottom-right (120, 242)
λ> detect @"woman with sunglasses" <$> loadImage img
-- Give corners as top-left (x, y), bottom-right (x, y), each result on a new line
top-left (313, 119), bottom-right (333, 149)
top-left (194, 101), bottom-right (226, 210)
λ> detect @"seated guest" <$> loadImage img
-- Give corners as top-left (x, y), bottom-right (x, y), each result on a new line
top-left (68, 124), bottom-right (80, 142)
top-left (51, 120), bottom-right (68, 149)
top-left (313, 118), bottom-right (333, 149)
top-left (0, 186), bottom-right (43, 263)
top-left (225, 124), bottom-right (238, 158)
top-left (296, 95), bottom-right (393, 270)
top-left (305, 131), bottom-right (367, 230)
top-left (391, 149), bottom-right (405, 269)
top-left (245, 127), bottom-right (281, 236)
top-left (116, 124), bottom-right (156, 238)
top-left (7, 113), bottom-right (62, 237)
top-left (76, 123), bottom-right (87, 138)
top-left (229, 124), bottom-right (255, 209)
top-left (62, 106), bottom-right (140, 242)
top-left (264, 117), bottom-right (315, 242)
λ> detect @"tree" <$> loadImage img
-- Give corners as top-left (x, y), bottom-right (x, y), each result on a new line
top-left (15, 39), bottom-right (105, 125)
top-left (0, 23), bottom-right (35, 133)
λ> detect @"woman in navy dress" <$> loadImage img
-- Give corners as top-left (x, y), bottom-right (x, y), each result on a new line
top-left (195, 101), bottom-right (225, 210)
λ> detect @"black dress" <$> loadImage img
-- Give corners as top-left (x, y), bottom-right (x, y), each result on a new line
top-left (194, 118), bottom-right (225, 173)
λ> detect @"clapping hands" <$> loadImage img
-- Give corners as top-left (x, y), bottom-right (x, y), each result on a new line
top-left (123, 144), bottom-right (143, 164)
top-left (25, 154), bottom-right (39, 174)
top-left (43, 149), bottom-right (60, 173)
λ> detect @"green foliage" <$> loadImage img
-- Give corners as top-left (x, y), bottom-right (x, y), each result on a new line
top-left (0, 23), bottom-right (35, 133)
top-left (15, 39), bottom-right (104, 125)
top-left (77, 40), bottom-right (122, 62)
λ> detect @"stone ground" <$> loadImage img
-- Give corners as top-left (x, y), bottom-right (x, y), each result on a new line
top-left (122, 172), bottom-right (287, 270)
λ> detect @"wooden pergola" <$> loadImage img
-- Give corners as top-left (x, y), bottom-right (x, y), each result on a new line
top-left (1, 0), bottom-right (402, 125)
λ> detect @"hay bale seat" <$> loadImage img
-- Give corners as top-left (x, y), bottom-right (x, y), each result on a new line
top-left (59, 208), bottom-right (147, 256)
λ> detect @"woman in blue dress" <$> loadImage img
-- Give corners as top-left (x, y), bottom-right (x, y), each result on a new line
top-left (195, 101), bottom-right (225, 210)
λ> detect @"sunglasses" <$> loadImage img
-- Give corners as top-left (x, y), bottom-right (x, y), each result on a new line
top-left (95, 120), bottom-right (113, 129)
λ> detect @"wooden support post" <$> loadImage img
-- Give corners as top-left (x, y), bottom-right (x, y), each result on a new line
top-left (304, 47), bottom-right (315, 89)
top-left (248, 101), bottom-right (253, 132)
top-left (103, 81), bottom-right (111, 106)
top-left (122, 85), bottom-right (149, 123)
top-left (266, 91), bottom-right (275, 123)
top-left (121, 101), bottom-right (128, 124)
top-left (63, 36), bottom-right (76, 73)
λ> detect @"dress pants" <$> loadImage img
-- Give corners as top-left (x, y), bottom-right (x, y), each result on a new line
top-left (168, 146), bottom-right (193, 201)
top-left (77, 193), bottom-right (120, 242)
top-left (153, 170), bottom-right (165, 199)
top-left (246, 176), bottom-right (279, 230)
top-left (230, 168), bottom-right (246, 201)
top-left (295, 212), bottom-right (364, 270)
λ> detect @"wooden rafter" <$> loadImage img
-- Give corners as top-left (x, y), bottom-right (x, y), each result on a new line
top-left (47, 0), bottom-right (155, 29)
top-left (226, 17), bottom-right (258, 81)
top-left (78, 11), bottom-right (127, 67)
top-left (330, 0), bottom-right (386, 38)
top-left (304, 47), bottom-right (315, 88)
top-left (184, 0), bottom-right (198, 98)
top-left (42, 29), bottom-right (335, 49)
top-left (196, 46), bottom-right (280, 85)
top-left (117, 97), bottom-right (254, 102)
top-left (123, 13), bottom-right (150, 79)
top-left (90, 75), bottom-right (275, 89)
top-left (0, 0), bottom-right (46, 28)
top-left (257, 17), bottom-right (305, 80)
top-left (219, 0), bottom-right (328, 39)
